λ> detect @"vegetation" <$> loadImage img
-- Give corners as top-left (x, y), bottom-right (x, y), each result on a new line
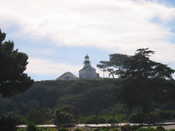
top-left (98, 48), bottom-right (175, 112)
top-left (97, 48), bottom-right (174, 80)
top-left (0, 29), bottom-right (33, 130)
top-left (54, 108), bottom-right (76, 128)
top-left (0, 113), bottom-right (19, 131)
top-left (16, 126), bottom-right (175, 131)
top-left (0, 79), bottom-right (174, 124)
top-left (0, 29), bottom-right (175, 127)
top-left (0, 30), bottom-right (33, 97)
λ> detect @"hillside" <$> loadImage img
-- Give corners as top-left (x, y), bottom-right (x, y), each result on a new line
top-left (29, 79), bottom-right (120, 115)
top-left (0, 79), bottom-right (122, 122)
top-left (1, 79), bottom-right (175, 124)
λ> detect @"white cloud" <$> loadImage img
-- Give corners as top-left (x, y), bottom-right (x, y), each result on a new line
top-left (26, 57), bottom-right (81, 77)
top-left (1, 0), bottom-right (175, 67)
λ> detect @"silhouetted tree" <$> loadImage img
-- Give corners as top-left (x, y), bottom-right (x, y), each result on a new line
top-left (122, 48), bottom-right (174, 112)
top-left (97, 54), bottom-right (130, 78)
top-left (0, 29), bottom-right (33, 97)
top-left (98, 48), bottom-right (175, 112)
top-left (119, 48), bottom-right (174, 80)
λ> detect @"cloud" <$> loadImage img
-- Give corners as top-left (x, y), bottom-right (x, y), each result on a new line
top-left (26, 57), bottom-right (81, 77)
top-left (1, 0), bottom-right (175, 65)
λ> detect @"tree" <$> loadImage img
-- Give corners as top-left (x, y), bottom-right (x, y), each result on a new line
top-left (98, 48), bottom-right (175, 112)
top-left (98, 48), bottom-right (174, 80)
top-left (0, 29), bottom-right (33, 97)
top-left (119, 48), bottom-right (174, 80)
top-left (97, 54), bottom-right (130, 78)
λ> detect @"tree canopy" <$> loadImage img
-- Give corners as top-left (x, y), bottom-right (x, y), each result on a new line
top-left (0, 30), bottom-right (33, 97)
top-left (97, 48), bottom-right (175, 80)
top-left (98, 48), bottom-right (175, 112)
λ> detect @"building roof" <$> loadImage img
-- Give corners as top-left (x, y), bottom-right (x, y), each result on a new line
top-left (56, 72), bottom-right (77, 80)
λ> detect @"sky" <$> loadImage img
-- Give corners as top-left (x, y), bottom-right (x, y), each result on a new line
top-left (0, 0), bottom-right (175, 80)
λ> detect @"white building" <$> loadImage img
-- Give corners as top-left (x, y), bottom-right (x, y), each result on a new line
top-left (56, 72), bottom-right (78, 80)
top-left (56, 55), bottom-right (99, 80)
top-left (79, 55), bottom-right (99, 79)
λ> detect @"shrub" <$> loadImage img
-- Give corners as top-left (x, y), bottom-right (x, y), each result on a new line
top-left (54, 110), bottom-right (75, 127)
top-left (59, 128), bottom-right (69, 131)
top-left (94, 128), bottom-right (100, 131)
top-left (129, 112), bottom-right (160, 124)
top-left (111, 128), bottom-right (119, 131)
top-left (74, 128), bottom-right (84, 131)
top-left (84, 115), bottom-right (106, 124)
top-left (0, 113), bottom-right (19, 131)
top-left (100, 128), bottom-right (109, 131)
top-left (121, 125), bottom-right (133, 131)
top-left (136, 127), bottom-right (156, 131)
top-left (156, 126), bottom-right (165, 131)
top-left (27, 123), bottom-right (38, 131)
top-left (168, 129), bottom-right (175, 131)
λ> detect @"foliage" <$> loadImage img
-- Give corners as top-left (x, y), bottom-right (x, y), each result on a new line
top-left (129, 112), bottom-right (160, 123)
top-left (120, 48), bottom-right (174, 80)
top-left (54, 109), bottom-right (76, 127)
top-left (83, 115), bottom-right (106, 124)
top-left (27, 123), bottom-right (38, 131)
top-left (0, 79), bottom-right (174, 123)
top-left (98, 48), bottom-right (174, 80)
top-left (26, 108), bottom-right (52, 124)
top-left (0, 29), bottom-right (33, 97)
top-left (98, 48), bottom-right (175, 112)
top-left (0, 113), bottom-right (19, 131)
top-left (156, 126), bottom-right (165, 131)
top-left (136, 128), bottom-right (156, 131)
top-left (59, 128), bottom-right (69, 131)
top-left (74, 128), bottom-right (84, 131)
top-left (121, 125), bottom-right (140, 131)
top-left (97, 54), bottom-right (130, 78)
top-left (110, 128), bottom-right (119, 131)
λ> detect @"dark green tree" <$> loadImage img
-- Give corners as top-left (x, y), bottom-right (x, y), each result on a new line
top-left (0, 30), bottom-right (33, 97)
top-left (123, 49), bottom-right (174, 112)
top-left (98, 49), bottom-right (174, 80)
top-left (119, 48), bottom-right (174, 80)
top-left (98, 48), bottom-right (175, 112)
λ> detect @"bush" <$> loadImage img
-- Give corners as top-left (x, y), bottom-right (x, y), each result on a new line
top-left (27, 123), bottom-right (38, 131)
top-left (74, 128), bottom-right (84, 131)
top-left (136, 127), bottom-right (156, 131)
top-left (94, 129), bottom-right (100, 131)
top-left (168, 130), bottom-right (175, 131)
top-left (0, 113), bottom-right (19, 131)
top-left (84, 115), bottom-right (106, 124)
top-left (110, 128), bottom-right (119, 131)
top-left (121, 125), bottom-right (133, 131)
top-left (59, 128), bottom-right (69, 131)
top-left (121, 125), bottom-right (141, 131)
top-left (156, 126), bottom-right (165, 131)
top-left (54, 110), bottom-right (75, 127)
top-left (158, 111), bottom-right (175, 121)
top-left (100, 128), bottom-right (109, 131)
top-left (129, 113), bottom-right (160, 123)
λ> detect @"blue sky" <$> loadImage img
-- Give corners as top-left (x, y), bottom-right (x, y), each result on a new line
top-left (0, 0), bottom-right (175, 80)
